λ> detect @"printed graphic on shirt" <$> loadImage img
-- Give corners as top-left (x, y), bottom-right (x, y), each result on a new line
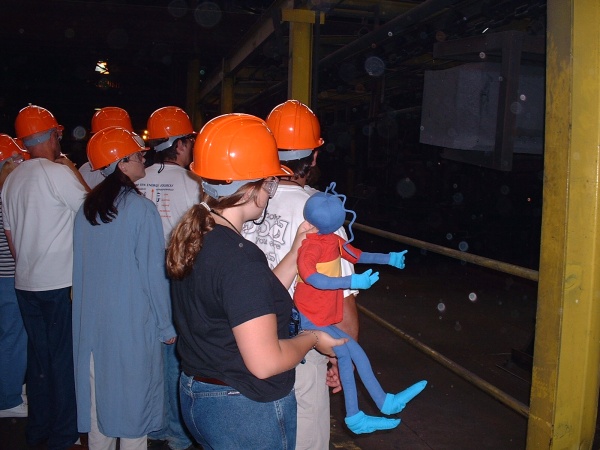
top-left (242, 212), bottom-right (292, 270)
top-left (136, 182), bottom-right (175, 220)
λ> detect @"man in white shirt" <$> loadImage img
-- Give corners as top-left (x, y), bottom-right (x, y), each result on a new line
top-left (2, 105), bottom-right (88, 450)
top-left (137, 106), bottom-right (199, 245)
top-left (136, 106), bottom-right (198, 450)
top-left (242, 100), bottom-right (359, 450)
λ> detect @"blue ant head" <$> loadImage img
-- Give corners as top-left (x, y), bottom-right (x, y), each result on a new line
top-left (303, 182), bottom-right (358, 255)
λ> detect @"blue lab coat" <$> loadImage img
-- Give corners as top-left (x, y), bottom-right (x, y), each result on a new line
top-left (72, 189), bottom-right (176, 437)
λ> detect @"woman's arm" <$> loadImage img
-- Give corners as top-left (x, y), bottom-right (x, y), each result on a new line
top-left (232, 313), bottom-right (347, 379)
top-left (272, 221), bottom-right (314, 288)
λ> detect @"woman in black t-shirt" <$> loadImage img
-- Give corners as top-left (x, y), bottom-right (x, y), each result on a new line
top-left (167, 114), bottom-right (346, 449)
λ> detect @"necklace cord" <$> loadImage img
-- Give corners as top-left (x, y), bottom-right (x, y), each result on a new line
top-left (211, 210), bottom-right (243, 237)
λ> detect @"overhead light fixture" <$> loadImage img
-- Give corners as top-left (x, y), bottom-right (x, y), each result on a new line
top-left (95, 60), bottom-right (109, 75)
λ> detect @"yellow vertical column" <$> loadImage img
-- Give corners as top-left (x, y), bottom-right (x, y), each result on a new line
top-left (282, 9), bottom-right (324, 106)
top-left (186, 59), bottom-right (201, 128)
top-left (220, 59), bottom-right (234, 114)
top-left (527, 1), bottom-right (600, 449)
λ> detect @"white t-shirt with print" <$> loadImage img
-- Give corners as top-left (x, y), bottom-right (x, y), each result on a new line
top-left (242, 184), bottom-right (357, 298)
top-left (136, 163), bottom-right (201, 245)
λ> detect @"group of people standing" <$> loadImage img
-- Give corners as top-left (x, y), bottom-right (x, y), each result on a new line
top-left (0, 103), bottom-right (199, 450)
top-left (0, 99), bottom-right (425, 450)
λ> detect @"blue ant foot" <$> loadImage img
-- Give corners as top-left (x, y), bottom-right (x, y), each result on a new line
top-left (344, 411), bottom-right (401, 435)
top-left (380, 380), bottom-right (427, 415)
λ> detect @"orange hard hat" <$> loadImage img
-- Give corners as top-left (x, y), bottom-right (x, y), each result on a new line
top-left (191, 113), bottom-right (291, 197)
top-left (0, 134), bottom-right (28, 162)
top-left (91, 107), bottom-right (133, 133)
top-left (14, 105), bottom-right (64, 140)
top-left (87, 127), bottom-right (144, 174)
top-left (147, 106), bottom-right (195, 152)
top-left (265, 100), bottom-right (324, 160)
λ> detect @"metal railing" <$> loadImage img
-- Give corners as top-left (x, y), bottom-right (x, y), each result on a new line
top-left (351, 222), bottom-right (537, 418)
top-left (352, 222), bottom-right (539, 282)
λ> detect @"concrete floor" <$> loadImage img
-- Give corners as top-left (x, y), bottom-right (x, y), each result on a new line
top-left (328, 241), bottom-right (535, 450)
top-left (2, 234), bottom-right (599, 449)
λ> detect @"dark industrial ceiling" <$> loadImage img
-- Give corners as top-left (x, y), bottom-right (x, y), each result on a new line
top-left (0, 0), bottom-right (547, 266)
top-left (1, 0), bottom-right (268, 130)
top-left (0, 0), bottom-right (546, 131)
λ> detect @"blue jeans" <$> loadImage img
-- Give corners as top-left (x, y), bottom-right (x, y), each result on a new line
top-left (0, 277), bottom-right (27, 410)
top-left (179, 372), bottom-right (297, 450)
top-left (148, 344), bottom-right (193, 450)
top-left (17, 288), bottom-right (79, 450)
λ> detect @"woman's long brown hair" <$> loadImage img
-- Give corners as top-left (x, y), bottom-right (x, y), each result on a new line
top-left (83, 166), bottom-right (141, 225)
top-left (166, 180), bottom-right (263, 280)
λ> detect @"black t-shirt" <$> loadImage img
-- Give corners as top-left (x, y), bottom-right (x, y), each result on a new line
top-left (172, 225), bottom-right (295, 403)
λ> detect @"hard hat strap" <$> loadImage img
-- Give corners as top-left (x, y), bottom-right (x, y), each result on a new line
top-left (100, 161), bottom-right (118, 177)
top-left (23, 128), bottom-right (55, 147)
top-left (278, 149), bottom-right (313, 161)
top-left (202, 178), bottom-right (260, 199)
top-left (154, 135), bottom-right (185, 152)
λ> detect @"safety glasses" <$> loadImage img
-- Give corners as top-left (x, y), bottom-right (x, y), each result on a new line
top-left (262, 177), bottom-right (279, 198)
top-left (123, 152), bottom-right (145, 164)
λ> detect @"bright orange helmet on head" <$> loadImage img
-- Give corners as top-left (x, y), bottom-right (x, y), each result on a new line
top-left (0, 134), bottom-right (29, 163)
top-left (191, 113), bottom-right (292, 198)
top-left (87, 126), bottom-right (144, 176)
top-left (147, 106), bottom-right (195, 151)
top-left (265, 100), bottom-right (324, 161)
top-left (11, 137), bottom-right (31, 160)
top-left (15, 105), bottom-right (64, 141)
top-left (91, 107), bottom-right (133, 133)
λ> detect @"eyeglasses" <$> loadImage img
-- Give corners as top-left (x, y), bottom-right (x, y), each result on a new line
top-left (52, 128), bottom-right (63, 142)
top-left (262, 177), bottom-right (279, 198)
top-left (123, 152), bottom-right (144, 164)
top-left (177, 134), bottom-right (195, 145)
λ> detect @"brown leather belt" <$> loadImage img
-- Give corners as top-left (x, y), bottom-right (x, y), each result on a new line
top-left (193, 376), bottom-right (228, 386)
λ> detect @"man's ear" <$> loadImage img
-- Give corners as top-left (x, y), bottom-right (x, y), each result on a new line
top-left (311, 150), bottom-right (319, 167)
top-left (175, 139), bottom-right (185, 155)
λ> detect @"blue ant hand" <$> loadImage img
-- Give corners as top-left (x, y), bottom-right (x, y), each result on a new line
top-left (388, 250), bottom-right (407, 269)
top-left (350, 269), bottom-right (380, 289)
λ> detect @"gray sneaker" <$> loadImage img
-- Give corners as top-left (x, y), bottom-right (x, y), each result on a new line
top-left (0, 402), bottom-right (28, 418)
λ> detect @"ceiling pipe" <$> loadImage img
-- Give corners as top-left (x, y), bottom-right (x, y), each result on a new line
top-left (231, 0), bottom-right (464, 111)
top-left (319, 0), bottom-right (462, 70)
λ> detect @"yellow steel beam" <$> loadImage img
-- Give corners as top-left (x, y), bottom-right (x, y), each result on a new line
top-left (281, 8), bottom-right (324, 25)
top-left (220, 59), bottom-right (234, 114)
top-left (527, 1), bottom-right (600, 449)
top-left (282, 8), bottom-right (323, 106)
top-left (220, 75), bottom-right (234, 114)
top-left (288, 19), bottom-right (311, 104)
top-left (186, 59), bottom-right (201, 130)
top-left (199, 0), bottom-right (294, 99)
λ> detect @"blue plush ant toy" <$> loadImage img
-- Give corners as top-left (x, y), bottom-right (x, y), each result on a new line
top-left (294, 182), bottom-right (427, 434)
